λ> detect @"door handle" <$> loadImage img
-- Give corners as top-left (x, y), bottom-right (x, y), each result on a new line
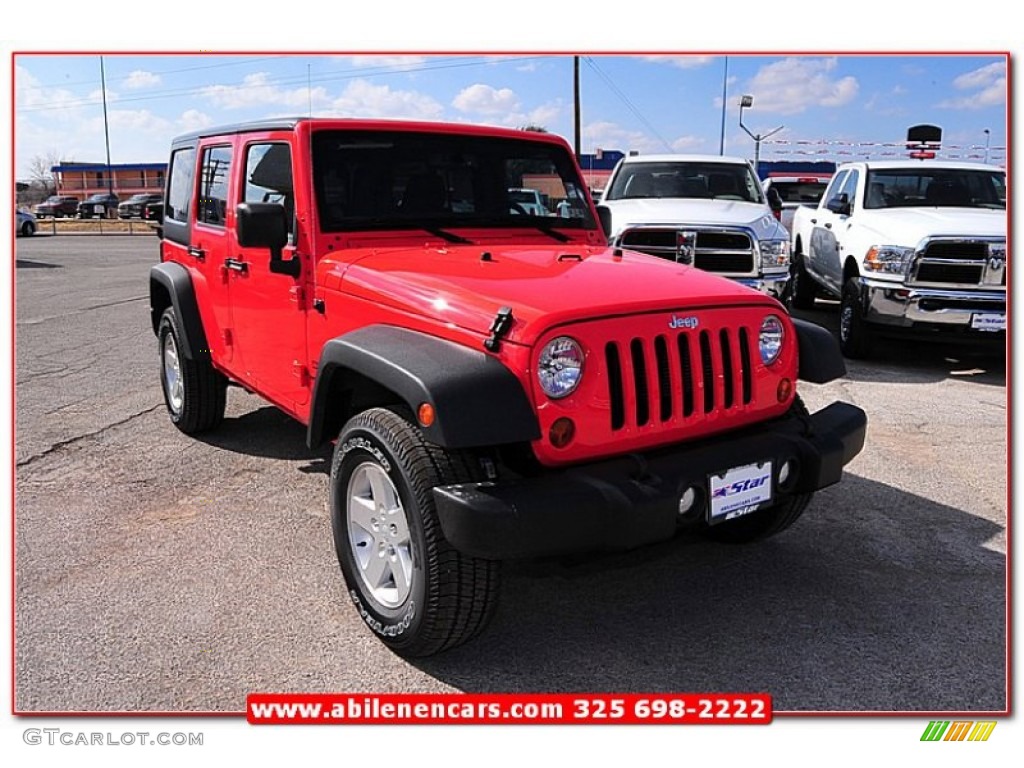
top-left (810, 218), bottom-right (817, 225)
top-left (224, 258), bottom-right (249, 274)
top-left (824, 223), bottom-right (832, 229)
top-left (187, 246), bottom-right (206, 261)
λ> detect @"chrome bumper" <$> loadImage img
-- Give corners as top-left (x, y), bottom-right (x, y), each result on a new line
top-left (736, 274), bottom-right (790, 299)
top-left (861, 278), bottom-right (1006, 329)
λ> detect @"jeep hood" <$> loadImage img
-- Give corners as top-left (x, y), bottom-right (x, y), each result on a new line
top-left (330, 245), bottom-right (778, 346)
top-left (853, 207), bottom-right (1006, 246)
top-left (603, 198), bottom-right (785, 239)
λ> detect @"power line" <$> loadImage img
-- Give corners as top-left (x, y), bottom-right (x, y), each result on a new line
top-left (17, 55), bottom-right (549, 115)
top-left (583, 57), bottom-right (674, 153)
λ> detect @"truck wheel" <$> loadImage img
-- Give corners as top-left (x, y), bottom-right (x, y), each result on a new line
top-left (331, 407), bottom-right (500, 657)
top-left (158, 307), bottom-right (226, 433)
top-left (787, 251), bottom-right (817, 310)
top-left (839, 278), bottom-right (872, 359)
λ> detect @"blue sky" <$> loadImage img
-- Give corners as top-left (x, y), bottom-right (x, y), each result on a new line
top-left (13, 53), bottom-right (1007, 178)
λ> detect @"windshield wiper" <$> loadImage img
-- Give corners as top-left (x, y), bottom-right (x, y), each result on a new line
top-left (513, 218), bottom-right (573, 243)
top-left (417, 225), bottom-right (472, 244)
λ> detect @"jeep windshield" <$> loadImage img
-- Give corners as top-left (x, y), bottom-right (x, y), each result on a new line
top-left (605, 161), bottom-right (765, 203)
top-left (864, 168), bottom-right (1006, 210)
top-left (311, 130), bottom-right (595, 233)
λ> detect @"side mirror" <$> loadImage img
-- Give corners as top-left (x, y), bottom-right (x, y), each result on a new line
top-left (766, 187), bottom-right (783, 220)
top-left (826, 193), bottom-right (851, 216)
top-left (596, 205), bottom-right (613, 242)
top-left (236, 202), bottom-right (299, 277)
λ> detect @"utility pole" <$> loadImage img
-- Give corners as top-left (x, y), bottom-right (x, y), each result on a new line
top-left (573, 56), bottom-right (581, 160)
top-left (718, 56), bottom-right (728, 155)
top-left (100, 56), bottom-right (114, 214)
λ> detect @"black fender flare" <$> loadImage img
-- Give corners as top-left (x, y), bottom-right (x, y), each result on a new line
top-left (149, 262), bottom-right (211, 361)
top-left (792, 318), bottom-right (847, 384)
top-left (307, 326), bottom-right (540, 450)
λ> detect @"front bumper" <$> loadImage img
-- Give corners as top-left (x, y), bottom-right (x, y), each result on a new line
top-left (434, 401), bottom-right (866, 559)
top-left (861, 277), bottom-right (1006, 332)
top-left (736, 273), bottom-right (789, 298)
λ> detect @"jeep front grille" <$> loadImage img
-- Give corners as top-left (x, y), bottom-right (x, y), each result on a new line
top-left (604, 327), bottom-right (754, 431)
top-left (618, 227), bottom-right (756, 275)
top-left (910, 239), bottom-right (1005, 288)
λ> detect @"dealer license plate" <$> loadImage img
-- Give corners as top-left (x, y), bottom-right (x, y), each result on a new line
top-left (709, 462), bottom-right (773, 524)
top-left (970, 313), bottom-right (1005, 332)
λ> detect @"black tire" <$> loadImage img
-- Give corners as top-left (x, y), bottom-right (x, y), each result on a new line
top-left (787, 248), bottom-right (817, 310)
top-left (331, 407), bottom-right (500, 657)
top-left (701, 396), bottom-right (813, 544)
top-left (157, 307), bottom-right (226, 433)
top-left (839, 277), bottom-right (872, 359)
top-left (21, 221), bottom-right (35, 237)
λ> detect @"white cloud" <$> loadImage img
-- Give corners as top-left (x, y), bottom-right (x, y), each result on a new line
top-left (939, 62), bottom-right (1006, 109)
top-left (639, 55), bottom-right (716, 70)
top-left (327, 79), bottom-right (444, 120)
top-left (201, 72), bottom-right (328, 110)
top-left (178, 109), bottom-right (214, 132)
top-left (123, 70), bottom-right (161, 89)
top-left (743, 57), bottom-right (858, 115)
top-left (453, 83), bottom-right (520, 115)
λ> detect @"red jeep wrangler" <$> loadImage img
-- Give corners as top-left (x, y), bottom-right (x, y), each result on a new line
top-left (149, 118), bottom-right (866, 657)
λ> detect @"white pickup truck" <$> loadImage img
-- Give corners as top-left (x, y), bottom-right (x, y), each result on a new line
top-left (596, 154), bottom-right (791, 297)
top-left (789, 160), bottom-right (1006, 358)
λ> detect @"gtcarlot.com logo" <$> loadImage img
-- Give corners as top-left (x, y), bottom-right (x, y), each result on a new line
top-left (920, 721), bottom-right (996, 742)
top-left (23, 729), bottom-right (203, 747)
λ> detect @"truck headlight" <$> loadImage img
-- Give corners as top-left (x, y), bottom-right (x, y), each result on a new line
top-left (759, 315), bottom-right (785, 366)
top-left (538, 336), bottom-right (584, 399)
top-left (760, 239), bottom-right (790, 270)
top-left (865, 245), bottom-right (914, 275)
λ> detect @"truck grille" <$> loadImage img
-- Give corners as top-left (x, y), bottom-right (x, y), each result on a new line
top-left (618, 227), bottom-right (756, 275)
top-left (911, 239), bottom-right (1005, 287)
top-left (604, 327), bottom-right (754, 431)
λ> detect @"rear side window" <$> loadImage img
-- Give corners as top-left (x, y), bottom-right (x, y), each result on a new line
top-left (165, 147), bottom-right (196, 223)
top-left (198, 145), bottom-right (233, 228)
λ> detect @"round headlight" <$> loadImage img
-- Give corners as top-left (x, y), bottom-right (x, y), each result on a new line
top-left (759, 315), bottom-right (785, 366)
top-left (538, 336), bottom-right (584, 399)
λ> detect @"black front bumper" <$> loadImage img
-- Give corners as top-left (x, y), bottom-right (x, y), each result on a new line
top-left (433, 401), bottom-right (866, 559)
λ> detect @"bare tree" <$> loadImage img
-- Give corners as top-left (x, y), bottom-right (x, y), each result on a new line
top-left (26, 151), bottom-right (63, 197)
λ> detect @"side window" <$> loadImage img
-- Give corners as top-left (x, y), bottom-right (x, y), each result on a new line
top-left (198, 145), bottom-right (232, 228)
top-left (838, 170), bottom-right (859, 211)
top-left (244, 143), bottom-right (294, 236)
top-left (165, 147), bottom-right (196, 223)
top-left (823, 170), bottom-right (848, 206)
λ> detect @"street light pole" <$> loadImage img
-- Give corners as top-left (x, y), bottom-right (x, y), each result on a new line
top-left (983, 128), bottom-right (991, 164)
top-left (738, 94), bottom-right (783, 174)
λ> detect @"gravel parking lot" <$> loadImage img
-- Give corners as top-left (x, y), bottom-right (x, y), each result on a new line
top-left (14, 235), bottom-right (1006, 713)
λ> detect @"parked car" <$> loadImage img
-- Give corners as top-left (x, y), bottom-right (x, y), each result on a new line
top-left (149, 117), bottom-right (865, 657)
top-left (16, 208), bottom-right (37, 236)
top-left (118, 193), bottom-right (163, 219)
top-left (597, 154), bottom-right (792, 298)
top-left (33, 195), bottom-right (79, 218)
top-left (78, 192), bottom-right (120, 218)
top-left (761, 175), bottom-right (831, 234)
top-left (789, 159), bottom-right (1005, 358)
top-left (507, 187), bottom-right (549, 216)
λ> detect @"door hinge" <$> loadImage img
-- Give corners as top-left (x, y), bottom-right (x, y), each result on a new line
top-left (293, 362), bottom-right (311, 387)
top-left (223, 329), bottom-right (233, 346)
top-left (289, 285), bottom-right (305, 307)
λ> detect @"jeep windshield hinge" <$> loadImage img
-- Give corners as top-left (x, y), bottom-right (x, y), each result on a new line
top-left (483, 306), bottom-right (514, 352)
